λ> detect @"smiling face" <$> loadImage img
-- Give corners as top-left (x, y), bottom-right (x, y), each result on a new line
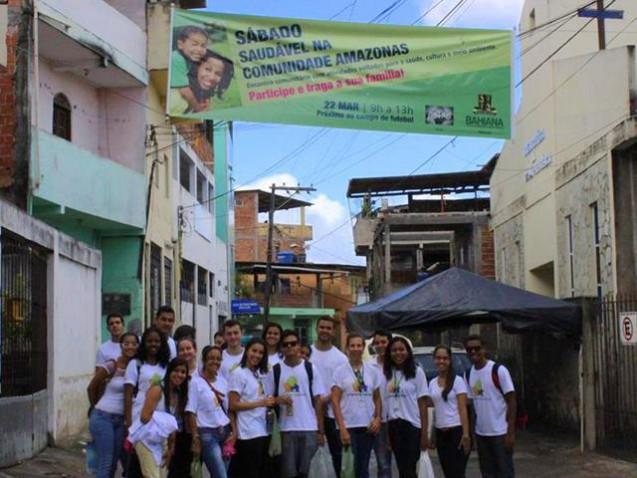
top-left (347, 336), bottom-right (365, 361)
top-left (265, 326), bottom-right (281, 349)
top-left (145, 331), bottom-right (161, 358)
top-left (178, 339), bottom-right (196, 365)
top-left (246, 342), bottom-right (265, 369)
top-left (373, 334), bottom-right (390, 357)
top-left (434, 347), bottom-right (451, 374)
top-left (465, 339), bottom-right (486, 366)
top-left (204, 348), bottom-right (222, 375)
top-left (316, 318), bottom-right (335, 344)
top-left (224, 324), bottom-right (242, 349)
top-left (177, 32), bottom-right (207, 62)
top-left (154, 311), bottom-right (175, 336)
top-left (197, 57), bottom-right (225, 91)
top-left (170, 364), bottom-right (188, 388)
top-left (390, 340), bottom-right (409, 367)
top-left (281, 336), bottom-right (299, 360)
top-left (121, 335), bottom-right (138, 359)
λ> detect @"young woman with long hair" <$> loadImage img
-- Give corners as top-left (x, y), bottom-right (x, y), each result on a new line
top-left (188, 345), bottom-right (237, 478)
top-left (124, 326), bottom-right (171, 478)
top-left (332, 334), bottom-right (382, 478)
top-left (428, 345), bottom-right (471, 478)
top-left (130, 357), bottom-right (189, 478)
top-left (228, 338), bottom-right (275, 478)
top-left (383, 337), bottom-right (430, 478)
top-left (262, 322), bottom-right (283, 369)
top-left (87, 333), bottom-right (139, 478)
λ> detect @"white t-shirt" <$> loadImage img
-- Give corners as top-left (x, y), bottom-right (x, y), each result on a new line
top-left (384, 367), bottom-right (429, 428)
top-left (168, 337), bottom-right (177, 360)
top-left (125, 361), bottom-right (167, 422)
top-left (310, 345), bottom-right (348, 418)
top-left (332, 362), bottom-right (380, 429)
top-left (96, 340), bottom-right (121, 366)
top-left (267, 360), bottom-right (325, 432)
top-left (368, 360), bottom-right (388, 422)
top-left (229, 366), bottom-right (271, 440)
top-left (428, 375), bottom-right (468, 429)
top-left (220, 348), bottom-right (244, 380)
top-left (186, 375), bottom-right (230, 429)
top-left (466, 361), bottom-right (515, 436)
top-left (268, 352), bottom-right (282, 370)
top-left (95, 361), bottom-right (126, 415)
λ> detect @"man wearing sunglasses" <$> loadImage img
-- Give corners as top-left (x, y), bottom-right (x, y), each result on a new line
top-left (464, 334), bottom-right (516, 478)
top-left (269, 330), bottom-right (326, 478)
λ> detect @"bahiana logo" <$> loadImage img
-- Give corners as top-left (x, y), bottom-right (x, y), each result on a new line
top-left (473, 94), bottom-right (497, 115)
top-left (466, 94), bottom-right (503, 129)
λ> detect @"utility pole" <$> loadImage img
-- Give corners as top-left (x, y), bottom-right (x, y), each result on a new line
top-left (263, 183), bottom-right (316, 323)
top-left (596, 0), bottom-right (606, 50)
top-left (578, 0), bottom-right (624, 51)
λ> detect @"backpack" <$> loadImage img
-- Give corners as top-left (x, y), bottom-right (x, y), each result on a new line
top-left (466, 362), bottom-right (505, 396)
top-left (273, 361), bottom-right (315, 410)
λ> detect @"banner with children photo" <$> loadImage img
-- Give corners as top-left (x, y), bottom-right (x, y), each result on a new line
top-left (168, 9), bottom-right (512, 139)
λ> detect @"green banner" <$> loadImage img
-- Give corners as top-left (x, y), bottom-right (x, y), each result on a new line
top-left (168, 9), bottom-right (512, 138)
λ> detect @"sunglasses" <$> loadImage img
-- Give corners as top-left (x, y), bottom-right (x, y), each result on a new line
top-left (465, 346), bottom-right (482, 353)
top-left (282, 341), bottom-right (298, 348)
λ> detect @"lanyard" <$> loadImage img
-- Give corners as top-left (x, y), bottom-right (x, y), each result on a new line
top-left (253, 370), bottom-right (265, 396)
top-left (351, 364), bottom-right (366, 393)
top-left (391, 371), bottom-right (404, 396)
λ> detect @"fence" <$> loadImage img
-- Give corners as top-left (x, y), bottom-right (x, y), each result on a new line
top-left (0, 230), bottom-right (48, 397)
top-left (593, 295), bottom-right (637, 460)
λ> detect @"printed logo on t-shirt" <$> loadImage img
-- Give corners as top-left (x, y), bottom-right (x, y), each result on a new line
top-left (229, 363), bottom-right (241, 374)
top-left (284, 376), bottom-right (300, 393)
top-left (150, 374), bottom-right (163, 386)
top-left (472, 378), bottom-right (484, 397)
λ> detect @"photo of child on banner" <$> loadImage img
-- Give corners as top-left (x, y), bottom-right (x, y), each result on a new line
top-left (169, 19), bottom-right (241, 115)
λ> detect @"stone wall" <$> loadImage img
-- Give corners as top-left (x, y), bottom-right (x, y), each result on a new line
top-left (493, 212), bottom-right (525, 289)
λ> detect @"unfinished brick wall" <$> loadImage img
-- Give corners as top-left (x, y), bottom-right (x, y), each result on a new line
top-left (234, 190), bottom-right (259, 261)
top-left (175, 123), bottom-right (213, 170)
top-left (0, 2), bottom-right (19, 191)
top-left (480, 224), bottom-right (495, 279)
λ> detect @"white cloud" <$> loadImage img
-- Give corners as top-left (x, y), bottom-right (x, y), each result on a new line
top-left (241, 173), bottom-right (363, 265)
top-left (418, 0), bottom-right (524, 29)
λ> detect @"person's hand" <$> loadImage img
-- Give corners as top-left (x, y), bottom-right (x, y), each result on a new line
top-left (278, 395), bottom-right (293, 406)
top-left (428, 434), bottom-right (436, 450)
top-left (504, 431), bottom-right (515, 450)
top-left (317, 432), bottom-right (326, 447)
top-left (340, 428), bottom-right (351, 447)
top-left (420, 432), bottom-right (429, 451)
top-left (367, 417), bottom-right (381, 435)
top-left (191, 436), bottom-right (201, 458)
top-left (225, 432), bottom-right (236, 447)
top-left (262, 396), bottom-right (276, 408)
top-left (459, 435), bottom-right (471, 455)
top-left (161, 445), bottom-right (174, 468)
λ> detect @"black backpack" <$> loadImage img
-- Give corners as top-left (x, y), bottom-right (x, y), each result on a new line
top-left (272, 361), bottom-right (315, 409)
top-left (465, 363), bottom-right (505, 396)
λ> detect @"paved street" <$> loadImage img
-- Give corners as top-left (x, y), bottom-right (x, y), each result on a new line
top-left (2, 431), bottom-right (636, 478)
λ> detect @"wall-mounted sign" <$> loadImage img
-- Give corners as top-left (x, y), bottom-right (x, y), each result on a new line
top-left (231, 299), bottom-right (260, 315)
top-left (619, 311), bottom-right (637, 345)
top-left (525, 154), bottom-right (552, 181)
top-left (523, 129), bottom-right (545, 157)
top-left (103, 293), bottom-right (132, 316)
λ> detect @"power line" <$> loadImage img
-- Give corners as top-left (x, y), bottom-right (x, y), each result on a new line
top-left (411, 0), bottom-right (448, 25)
top-left (516, 0), bottom-right (599, 38)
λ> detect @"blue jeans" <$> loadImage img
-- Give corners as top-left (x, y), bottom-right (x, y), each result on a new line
top-left (373, 423), bottom-right (392, 478)
top-left (349, 427), bottom-right (375, 478)
top-left (200, 426), bottom-right (229, 478)
top-left (89, 409), bottom-right (125, 478)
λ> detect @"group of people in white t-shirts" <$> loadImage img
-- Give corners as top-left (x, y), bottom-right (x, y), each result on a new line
top-left (88, 310), bottom-right (516, 478)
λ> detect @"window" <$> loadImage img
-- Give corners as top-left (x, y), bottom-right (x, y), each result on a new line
top-left (279, 278), bottom-right (291, 294)
top-left (179, 149), bottom-right (192, 192)
top-left (209, 272), bottom-right (215, 298)
top-left (149, 244), bottom-right (162, 316)
top-left (52, 93), bottom-right (71, 141)
top-left (591, 202), bottom-right (602, 297)
top-left (566, 215), bottom-right (575, 297)
top-left (164, 257), bottom-right (173, 307)
top-left (197, 170), bottom-right (206, 204)
top-left (294, 319), bottom-right (310, 344)
top-left (529, 8), bottom-right (536, 30)
top-left (198, 266), bottom-right (208, 305)
top-left (208, 183), bottom-right (215, 213)
top-left (181, 260), bottom-right (195, 303)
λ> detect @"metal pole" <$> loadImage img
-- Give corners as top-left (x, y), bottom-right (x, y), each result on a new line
top-left (597, 0), bottom-right (606, 50)
top-left (263, 183), bottom-right (276, 323)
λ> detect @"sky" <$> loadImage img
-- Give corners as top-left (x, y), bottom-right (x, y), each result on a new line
top-left (204, 0), bottom-right (525, 265)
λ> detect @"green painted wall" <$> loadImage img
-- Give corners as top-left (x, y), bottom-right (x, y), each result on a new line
top-left (100, 237), bottom-right (144, 342)
top-left (213, 122), bottom-right (231, 243)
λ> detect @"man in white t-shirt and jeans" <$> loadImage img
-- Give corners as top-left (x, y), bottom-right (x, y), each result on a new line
top-left (95, 313), bottom-right (125, 368)
top-left (465, 334), bottom-right (516, 478)
top-left (220, 320), bottom-right (245, 380)
top-left (270, 329), bottom-right (325, 478)
top-left (311, 316), bottom-right (348, 478)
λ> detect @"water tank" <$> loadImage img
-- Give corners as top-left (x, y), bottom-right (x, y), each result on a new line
top-left (277, 251), bottom-right (296, 264)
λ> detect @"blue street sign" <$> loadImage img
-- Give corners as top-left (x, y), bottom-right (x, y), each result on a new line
top-left (577, 8), bottom-right (624, 19)
top-left (231, 299), bottom-right (261, 315)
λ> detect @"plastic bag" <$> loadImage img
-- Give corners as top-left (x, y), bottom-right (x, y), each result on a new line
top-left (268, 413), bottom-right (282, 457)
top-left (308, 446), bottom-right (333, 478)
top-left (85, 440), bottom-right (98, 475)
top-left (341, 446), bottom-right (355, 478)
top-left (417, 450), bottom-right (435, 478)
top-left (190, 459), bottom-right (203, 478)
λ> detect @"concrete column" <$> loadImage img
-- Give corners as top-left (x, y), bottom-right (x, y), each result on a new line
top-left (384, 223), bottom-right (391, 292)
top-left (580, 298), bottom-right (597, 451)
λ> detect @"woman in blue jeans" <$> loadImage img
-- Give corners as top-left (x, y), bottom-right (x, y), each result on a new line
top-left (87, 332), bottom-right (139, 478)
top-left (332, 334), bottom-right (382, 478)
top-left (187, 345), bottom-right (237, 477)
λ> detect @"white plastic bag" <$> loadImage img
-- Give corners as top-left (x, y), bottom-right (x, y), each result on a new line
top-left (308, 446), bottom-right (333, 478)
top-left (417, 450), bottom-right (435, 478)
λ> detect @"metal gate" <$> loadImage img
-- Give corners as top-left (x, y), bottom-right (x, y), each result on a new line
top-left (0, 231), bottom-right (48, 397)
top-left (593, 296), bottom-right (637, 459)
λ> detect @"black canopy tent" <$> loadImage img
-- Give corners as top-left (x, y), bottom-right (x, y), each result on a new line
top-left (347, 267), bottom-right (581, 337)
